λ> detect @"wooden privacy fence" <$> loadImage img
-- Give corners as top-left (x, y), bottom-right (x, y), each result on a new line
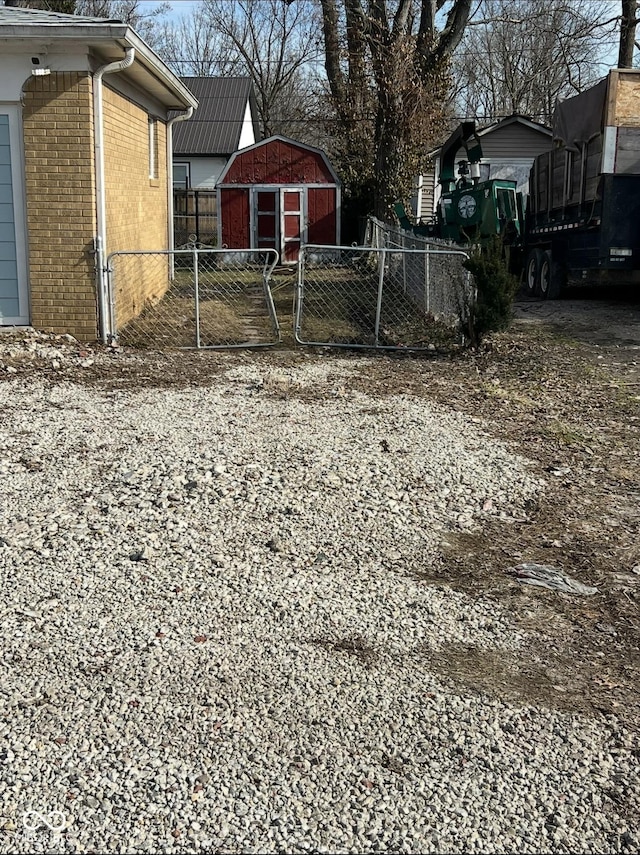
top-left (173, 189), bottom-right (217, 247)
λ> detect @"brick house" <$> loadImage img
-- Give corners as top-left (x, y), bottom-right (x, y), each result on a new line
top-left (0, 6), bottom-right (197, 341)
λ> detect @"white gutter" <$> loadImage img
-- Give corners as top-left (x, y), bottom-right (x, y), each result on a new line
top-left (167, 106), bottom-right (193, 259)
top-left (92, 47), bottom-right (135, 343)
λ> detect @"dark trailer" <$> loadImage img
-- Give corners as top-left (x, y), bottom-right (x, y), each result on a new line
top-left (526, 68), bottom-right (640, 295)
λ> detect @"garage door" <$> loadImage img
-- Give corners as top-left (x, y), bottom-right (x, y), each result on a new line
top-left (0, 109), bottom-right (28, 325)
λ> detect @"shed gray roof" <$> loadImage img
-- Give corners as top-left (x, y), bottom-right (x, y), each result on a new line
top-left (173, 77), bottom-right (257, 156)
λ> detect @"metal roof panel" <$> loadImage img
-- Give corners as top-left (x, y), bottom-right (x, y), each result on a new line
top-left (173, 77), bottom-right (254, 155)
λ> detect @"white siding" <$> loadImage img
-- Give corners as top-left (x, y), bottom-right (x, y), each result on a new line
top-left (0, 47), bottom-right (87, 101)
top-left (238, 101), bottom-right (256, 150)
top-left (416, 169), bottom-right (436, 221)
top-left (479, 124), bottom-right (551, 159)
top-left (184, 156), bottom-right (228, 189)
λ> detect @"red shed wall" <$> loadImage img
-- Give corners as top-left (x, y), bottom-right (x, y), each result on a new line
top-left (225, 139), bottom-right (335, 185)
top-left (307, 188), bottom-right (337, 244)
top-left (220, 187), bottom-right (250, 248)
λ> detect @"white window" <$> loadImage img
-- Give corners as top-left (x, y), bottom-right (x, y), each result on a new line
top-left (173, 162), bottom-right (190, 190)
top-left (148, 117), bottom-right (158, 180)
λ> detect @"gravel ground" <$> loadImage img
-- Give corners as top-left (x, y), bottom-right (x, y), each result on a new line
top-left (0, 332), bottom-right (639, 854)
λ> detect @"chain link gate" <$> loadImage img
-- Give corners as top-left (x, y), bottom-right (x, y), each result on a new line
top-left (294, 244), bottom-right (472, 350)
top-left (107, 247), bottom-right (280, 349)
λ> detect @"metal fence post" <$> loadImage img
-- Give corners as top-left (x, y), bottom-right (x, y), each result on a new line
top-left (107, 254), bottom-right (117, 342)
top-left (294, 247), bottom-right (305, 342)
top-left (402, 245), bottom-right (407, 294)
top-left (425, 249), bottom-right (431, 315)
top-left (193, 248), bottom-right (201, 348)
top-left (374, 247), bottom-right (386, 346)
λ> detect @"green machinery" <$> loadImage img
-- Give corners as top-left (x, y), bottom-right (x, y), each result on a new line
top-left (398, 121), bottom-right (524, 246)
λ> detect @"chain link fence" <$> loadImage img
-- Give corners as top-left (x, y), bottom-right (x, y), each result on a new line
top-left (294, 241), bottom-right (472, 350)
top-left (107, 247), bottom-right (280, 349)
top-left (366, 216), bottom-right (474, 320)
top-left (107, 218), bottom-right (472, 351)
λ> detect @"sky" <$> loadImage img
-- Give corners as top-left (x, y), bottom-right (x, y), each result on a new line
top-left (141, 0), bottom-right (203, 20)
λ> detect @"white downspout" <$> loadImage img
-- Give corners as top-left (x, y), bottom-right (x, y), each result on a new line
top-left (166, 107), bottom-right (194, 281)
top-left (167, 107), bottom-right (193, 255)
top-left (93, 47), bottom-right (135, 344)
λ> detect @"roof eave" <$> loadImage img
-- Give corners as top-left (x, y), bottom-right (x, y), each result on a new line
top-left (121, 28), bottom-right (198, 110)
top-left (0, 21), bottom-right (197, 110)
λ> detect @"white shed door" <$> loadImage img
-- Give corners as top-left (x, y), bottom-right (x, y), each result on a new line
top-left (0, 108), bottom-right (28, 325)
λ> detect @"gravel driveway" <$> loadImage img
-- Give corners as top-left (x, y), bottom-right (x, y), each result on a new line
top-left (0, 328), bottom-right (638, 854)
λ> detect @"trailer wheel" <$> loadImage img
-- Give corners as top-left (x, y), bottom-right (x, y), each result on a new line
top-left (539, 250), bottom-right (567, 299)
top-left (538, 251), bottom-right (552, 298)
top-left (524, 249), bottom-right (539, 296)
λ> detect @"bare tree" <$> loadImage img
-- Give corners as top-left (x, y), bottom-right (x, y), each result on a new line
top-left (2, 0), bottom-right (76, 10)
top-left (319, 0), bottom-right (472, 220)
top-left (452, 0), bottom-right (618, 125)
top-left (2, 0), bottom-right (170, 37)
top-left (155, 9), bottom-right (235, 78)
top-left (158, 0), bottom-right (321, 143)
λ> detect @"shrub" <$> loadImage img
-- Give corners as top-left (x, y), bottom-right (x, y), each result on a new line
top-left (460, 237), bottom-right (519, 348)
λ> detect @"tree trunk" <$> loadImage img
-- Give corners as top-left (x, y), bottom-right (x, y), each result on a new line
top-left (373, 98), bottom-right (402, 218)
top-left (618, 0), bottom-right (637, 67)
top-left (319, 1), bottom-right (473, 222)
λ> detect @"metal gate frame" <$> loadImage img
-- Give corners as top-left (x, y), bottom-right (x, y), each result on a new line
top-left (106, 247), bottom-right (281, 349)
top-left (294, 244), bottom-right (472, 351)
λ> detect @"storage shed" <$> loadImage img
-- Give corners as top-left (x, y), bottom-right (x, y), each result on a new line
top-left (216, 136), bottom-right (340, 263)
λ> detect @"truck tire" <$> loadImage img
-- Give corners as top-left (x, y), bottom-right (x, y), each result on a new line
top-left (539, 250), bottom-right (567, 299)
top-left (524, 249), bottom-right (540, 297)
top-left (538, 251), bottom-right (552, 298)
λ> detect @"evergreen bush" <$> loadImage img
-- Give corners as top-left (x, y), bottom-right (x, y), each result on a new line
top-left (460, 237), bottom-right (519, 348)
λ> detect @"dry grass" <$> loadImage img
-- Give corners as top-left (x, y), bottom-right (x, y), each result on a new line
top-left (117, 269), bottom-right (279, 348)
top-left (116, 264), bottom-right (460, 351)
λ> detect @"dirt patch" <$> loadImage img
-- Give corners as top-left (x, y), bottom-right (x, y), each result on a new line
top-left (310, 635), bottom-right (379, 667)
top-left (515, 287), bottom-right (640, 349)
top-left (421, 642), bottom-right (595, 716)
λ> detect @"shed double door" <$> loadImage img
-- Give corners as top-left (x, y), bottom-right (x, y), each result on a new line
top-left (255, 188), bottom-right (304, 263)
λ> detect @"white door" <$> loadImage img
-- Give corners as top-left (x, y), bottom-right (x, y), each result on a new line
top-left (280, 189), bottom-right (304, 263)
top-left (0, 105), bottom-right (28, 325)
